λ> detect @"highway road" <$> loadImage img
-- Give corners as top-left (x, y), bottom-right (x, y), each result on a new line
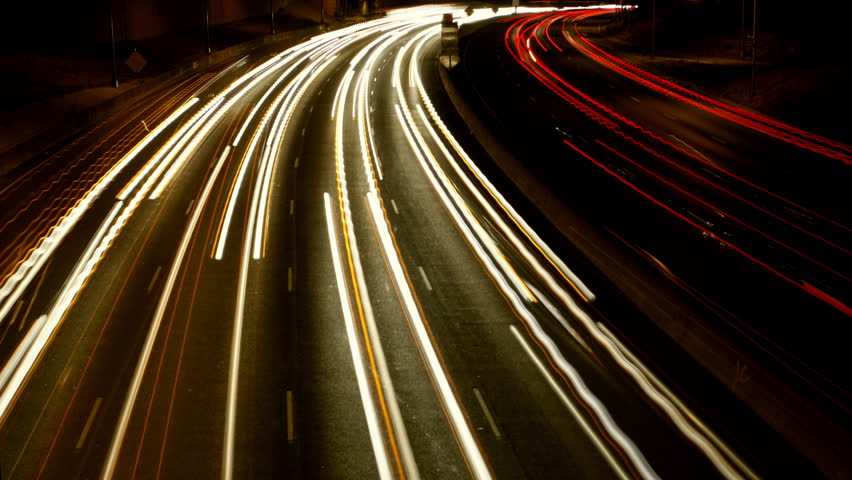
top-left (0, 5), bottom-right (840, 480)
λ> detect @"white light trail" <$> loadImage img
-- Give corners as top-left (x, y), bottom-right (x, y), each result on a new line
top-left (102, 144), bottom-right (229, 480)
top-left (324, 192), bottom-right (394, 480)
top-left (406, 18), bottom-right (750, 478)
top-left (366, 192), bottom-right (493, 480)
top-left (510, 324), bottom-right (632, 480)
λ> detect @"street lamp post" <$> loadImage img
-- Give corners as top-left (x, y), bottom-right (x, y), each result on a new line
top-left (740, 0), bottom-right (746, 58)
top-left (270, 0), bottom-right (276, 34)
top-left (651, 0), bottom-right (656, 58)
top-left (109, 4), bottom-right (119, 88)
top-left (750, 0), bottom-right (757, 102)
top-left (204, 0), bottom-right (211, 54)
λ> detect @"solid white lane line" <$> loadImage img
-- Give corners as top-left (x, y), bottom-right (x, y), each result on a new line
top-left (146, 266), bottom-right (162, 294)
top-left (324, 193), bottom-right (393, 480)
top-left (472, 388), bottom-right (501, 439)
top-left (510, 325), bottom-right (631, 480)
top-left (76, 397), bottom-right (103, 449)
top-left (102, 147), bottom-right (228, 480)
top-left (390, 199), bottom-right (399, 215)
top-left (417, 267), bottom-right (432, 291)
top-left (286, 390), bottom-right (295, 443)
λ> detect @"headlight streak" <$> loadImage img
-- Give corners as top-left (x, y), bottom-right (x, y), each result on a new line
top-left (253, 52), bottom-right (345, 259)
top-left (217, 45), bottom-right (338, 260)
top-left (222, 141), bottom-right (261, 480)
top-left (356, 25), bottom-right (420, 187)
top-left (149, 97), bottom-right (227, 199)
top-left (596, 321), bottom-right (760, 480)
top-left (525, 283), bottom-right (593, 355)
top-left (392, 27), bottom-right (657, 477)
top-left (0, 200), bottom-right (124, 423)
top-left (406, 14), bottom-right (754, 479)
top-left (0, 93), bottom-right (201, 325)
top-left (402, 97), bottom-right (658, 475)
top-left (231, 52), bottom-right (305, 148)
top-left (509, 324), bottom-right (632, 480)
top-left (366, 192), bottom-right (493, 480)
top-left (115, 97), bottom-right (201, 200)
top-left (323, 192), bottom-right (394, 480)
top-left (409, 46), bottom-right (595, 303)
top-left (332, 34), bottom-right (414, 480)
top-left (394, 28), bottom-right (537, 304)
top-left (102, 144), bottom-right (229, 480)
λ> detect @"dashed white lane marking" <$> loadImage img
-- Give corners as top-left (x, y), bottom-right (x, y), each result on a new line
top-left (290, 199), bottom-right (295, 216)
top-left (294, 156), bottom-right (300, 168)
top-left (390, 199), bottom-right (399, 215)
top-left (185, 198), bottom-right (195, 215)
top-left (146, 266), bottom-right (162, 294)
top-left (287, 390), bottom-right (295, 443)
top-left (630, 96), bottom-right (640, 102)
top-left (76, 397), bottom-right (103, 449)
top-left (417, 267), bottom-right (433, 291)
top-left (473, 388), bottom-right (502, 439)
top-left (288, 267), bottom-right (294, 293)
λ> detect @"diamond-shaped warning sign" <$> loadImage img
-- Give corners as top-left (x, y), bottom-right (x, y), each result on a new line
top-left (125, 50), bottom-right (147, 73)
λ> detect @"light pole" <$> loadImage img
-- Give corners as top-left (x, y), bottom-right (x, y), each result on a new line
top-left (740, 0), bottom-right (746, 58)
top-left (270, 0), bottom-right (275, 34)
top-left (750, 0), bottom-right (757, 102)
top-left (109, 3), bottom-right (119, 88)
top-left (651, 0), bottom-right (656, 58)
top-left (204, 0), bottom-right (211, 54)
